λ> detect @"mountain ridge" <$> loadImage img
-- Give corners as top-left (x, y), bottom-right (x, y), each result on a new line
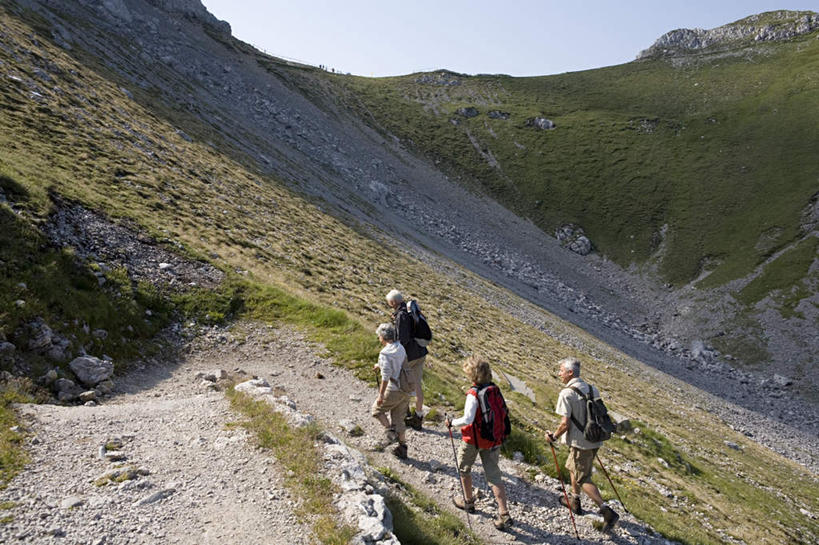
top-left (638, 10), bottom-right (819, 59)
top-left (0, 2), bottom-right (818, 543)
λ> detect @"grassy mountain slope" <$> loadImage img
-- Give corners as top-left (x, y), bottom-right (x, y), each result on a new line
top-left (341, 19), bottom-right (819, 295)
top-left (0, 5), bottom-right (817, 544)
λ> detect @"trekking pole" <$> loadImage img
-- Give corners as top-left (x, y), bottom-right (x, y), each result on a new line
top-left (548, 440), bottom-right (580, 540)
top-left (374, 368), bottom-right (380, 390)
top-left (595, 453), bottom-right (628, 514)
top-left (446, 415), bottom-right (473, 533)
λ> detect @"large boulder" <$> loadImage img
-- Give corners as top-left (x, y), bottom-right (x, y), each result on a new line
top-left (69, 356), bottom-right (114, 387)
top-left (54, 378), bottom-right (84, 402)
top-left (526, 116), bottom-right (556, 130)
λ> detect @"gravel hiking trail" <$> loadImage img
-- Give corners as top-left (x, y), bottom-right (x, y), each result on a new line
top-left (2, 322), bottom-right (677, 544)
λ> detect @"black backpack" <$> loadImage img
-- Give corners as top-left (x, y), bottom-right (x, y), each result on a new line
top-left (568, 384), bottom-right (616, 443)
top-left (407, 299), bottom-right (432, 347)
top-left (472, 383), bottom-right (511, 447)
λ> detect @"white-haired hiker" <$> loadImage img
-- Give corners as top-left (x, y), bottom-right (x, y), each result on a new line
top-left (547, 357), bottom-right (619, 531)
top-left (371, 323), bottom-right (410, 459)
top-left (385, 289), bottom-right (428, 430)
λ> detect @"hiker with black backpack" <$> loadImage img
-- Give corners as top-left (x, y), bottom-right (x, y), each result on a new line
top-left (385, 289), bottom-right (429, 430)
top-left (445, 355), bottom-right (513, 531)
top-left (371, 323), bottom-right (412, 459)
top-left (546, 357), bottom-right (619, 531)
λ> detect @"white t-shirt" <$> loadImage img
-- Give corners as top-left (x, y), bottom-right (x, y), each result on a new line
top-left (377, 341), bottom-right (407, 391)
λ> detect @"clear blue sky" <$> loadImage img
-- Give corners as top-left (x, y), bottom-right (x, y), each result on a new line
top-left (201, 1), bottom-right (818, 77)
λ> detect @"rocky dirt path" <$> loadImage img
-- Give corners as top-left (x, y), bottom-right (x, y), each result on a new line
top-left (185, 323), bottom-right (672, 545)
top-left (244, 326), bottom-right (667, 545)
top-left (2, 322), bottom-right (670, 545)
top-left (0, 331), bottom-right (312, 545)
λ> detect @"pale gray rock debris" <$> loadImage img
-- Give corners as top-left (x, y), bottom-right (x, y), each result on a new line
top-left (69, 356), bottom-right (114, 386)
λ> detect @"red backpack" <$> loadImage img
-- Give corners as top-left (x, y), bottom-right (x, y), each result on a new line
top-left (470, 383), bottom-right (511, 448)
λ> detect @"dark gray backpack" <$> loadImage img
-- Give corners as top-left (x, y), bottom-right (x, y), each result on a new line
top-left (568, 385), bottom-right (616, 442)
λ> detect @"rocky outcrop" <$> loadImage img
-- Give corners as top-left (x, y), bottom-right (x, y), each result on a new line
top-left (638, 10), bottom-right (819, 58)
top-left (144, 0), bottom-right (231, 34)
top-left (414, 71), bottom-right (461, 86)
top-left (456, 107), bottom-right (479, 118)
top-left (556, 224), bottom-right (592, 256)
top-left (64, 0), bottom-right (231, 34)
top-left (525, 116), bottom-right (555, 130)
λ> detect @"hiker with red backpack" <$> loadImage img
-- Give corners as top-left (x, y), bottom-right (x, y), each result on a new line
top-left (546, 357), bottom-right (619, 531)
top-left (445, 355), bottom-right (513, 531)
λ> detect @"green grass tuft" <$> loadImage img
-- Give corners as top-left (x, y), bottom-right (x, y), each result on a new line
top-left (0, 378), bottom-right (37, 488)
top-left (378, 466), bottom-right (481, 545)
top-left (227, 388), bottom-right (357, 545)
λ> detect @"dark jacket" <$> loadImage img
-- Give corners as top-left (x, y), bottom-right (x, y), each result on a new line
top-left (393, 302), bottom-right (428, 361)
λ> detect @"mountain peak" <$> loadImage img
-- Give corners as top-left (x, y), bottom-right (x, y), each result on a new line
top-left (637, 10), bottom-right (819, 59)
top-left (72, 0), bottom-right (231, 35)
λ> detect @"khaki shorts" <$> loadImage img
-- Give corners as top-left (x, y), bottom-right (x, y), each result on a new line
top-left (457, 441), bottom-right (503, 487)
top-left (407, 356), bottom-right (425, 390)
top-left (371, 388), bottom-right (409, 435)
top-left (566, 447), bottom-right (598, 485)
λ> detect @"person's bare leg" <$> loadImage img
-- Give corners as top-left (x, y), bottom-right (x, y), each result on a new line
top-left (491, 483), bottom-right (508, 514)
top-left (570, 472), bottom-right (580, 497)
top-left (415, 380), bottom-right (424, 414)
top-left (460, 473), bottom-right (474, 501)
top-left (582, 482), bottom-right (604, 507)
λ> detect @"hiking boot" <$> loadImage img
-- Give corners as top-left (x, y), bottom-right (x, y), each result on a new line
top-left (494, 512), bottom-right (513, 531)
top-left (391, 443), bottom-right (408, 459)
top-left (405, 412), bottom-right (423, 431)
top-left (560, 494), bottom-right (583, 515)
top-left (452, 495), bottom-right (475, 513)
top-left (600, 505), bottom-right (619, 531)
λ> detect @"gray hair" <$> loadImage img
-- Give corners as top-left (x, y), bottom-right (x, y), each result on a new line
top-left (385, 289), bottom-right (403, 303)
top-left (376, 323), bottom-right (397, 342)
top-left (559, 357), bottom-right (581, 378)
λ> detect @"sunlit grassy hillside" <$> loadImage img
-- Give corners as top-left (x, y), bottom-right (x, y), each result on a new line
top-left (341, 17), bottom-right (819, 299)
top-left (0, 5), bottom-right (816, 544)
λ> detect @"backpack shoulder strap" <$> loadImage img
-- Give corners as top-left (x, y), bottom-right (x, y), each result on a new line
top-left (474, 383), bottom-right (490, 410)
top-left (566, 385), bottom-right (588, 430)
top-left (567, 385), bottom-right (589, 400)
